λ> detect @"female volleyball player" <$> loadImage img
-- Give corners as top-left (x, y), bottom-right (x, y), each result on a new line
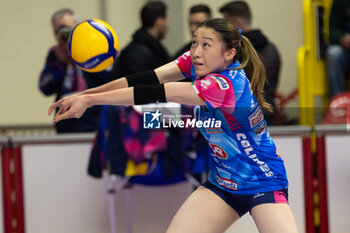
top-left (49, 18), bottom-right (299, 233)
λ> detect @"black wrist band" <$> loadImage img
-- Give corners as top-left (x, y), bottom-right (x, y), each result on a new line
top-left (126, 70), bottom-right (160, 87)
top-left (133, 84), bottom-right (167, 105)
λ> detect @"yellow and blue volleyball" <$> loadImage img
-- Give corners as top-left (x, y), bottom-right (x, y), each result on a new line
top-left (68, 19), bottom-right (119, 73)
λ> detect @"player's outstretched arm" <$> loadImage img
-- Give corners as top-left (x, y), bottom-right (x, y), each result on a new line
top-left (48, 81), bottom-right (204, 123)
top-left (77, 61), bottom-right (183, 96)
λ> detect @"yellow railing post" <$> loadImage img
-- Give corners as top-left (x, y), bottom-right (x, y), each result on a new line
top-left (298, 1), bottom-right (333, 232)
top-left (298, 0), bottom-right (332, 126)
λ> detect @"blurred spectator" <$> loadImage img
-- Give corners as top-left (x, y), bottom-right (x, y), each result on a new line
top-left (219, 1), bottom-right (281, 125)
top-left (39, 8), bottom-right (114, 133)
top-left (113, 1), bottom-right (170, 76)
top-left (98, 1), bottom-right (209, 183)
top-left (92, 1), bottom-right (186, 180)
top-left (173, 4), bottom-right (212, 59)
top-left (326, 0), bottom-right (350, 98)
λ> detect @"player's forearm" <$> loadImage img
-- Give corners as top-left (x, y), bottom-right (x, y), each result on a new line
top-left (81, 61), bottom-right (183, 96)
top-left (85, 82), bottom-right (203, 107)
top-left (79, 78), bottom-right (128, 95)
top-left (155, 61), bottom-right (184, 83)
top-left (86, 87), bottom-right (134, 106)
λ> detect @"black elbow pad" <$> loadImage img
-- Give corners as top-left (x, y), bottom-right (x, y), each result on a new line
top-left (133, 84), bottom-right (167, 105)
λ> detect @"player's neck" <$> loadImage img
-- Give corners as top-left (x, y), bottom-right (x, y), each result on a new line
top-left (147, 27), bottom-right (161, 41)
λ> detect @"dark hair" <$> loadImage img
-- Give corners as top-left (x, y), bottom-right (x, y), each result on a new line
top-left (141, 1), bottom-right (167, 29)
top-left (197, 18), bottom-right (271, 111)
top-left (51, 8), bottom-right (77, 24)
top-left (219, 1), bottom-right (251, 22)
top-left (190, 4), bottom-right (211, 18)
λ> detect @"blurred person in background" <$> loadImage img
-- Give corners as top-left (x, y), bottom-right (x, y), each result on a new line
top-left (173, 4), bottom-right (212, 59)
top-left (113, 1), bottom-right (170, 76)
top-left (326, 0), bottom-right (350, 98)
top-left (39, 8), bottom-right (114, 133)
top-left (91, 1), bottom-right (189, 181)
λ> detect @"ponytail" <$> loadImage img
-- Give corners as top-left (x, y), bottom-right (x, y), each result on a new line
top-left (236, 35), bottom-right (272, 112)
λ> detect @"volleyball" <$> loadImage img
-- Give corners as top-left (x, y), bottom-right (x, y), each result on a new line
top-left (68, 19), bottom-right (119, 73)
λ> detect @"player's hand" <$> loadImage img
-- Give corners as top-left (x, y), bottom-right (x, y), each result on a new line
top-left (48, 95), bottom-right (90, 123)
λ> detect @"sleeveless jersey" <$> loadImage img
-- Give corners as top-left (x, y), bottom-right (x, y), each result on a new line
top-left (176, 51), bottom-right (288, 194)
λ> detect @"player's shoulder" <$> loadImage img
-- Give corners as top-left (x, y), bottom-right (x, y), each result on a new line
top-left (180, 50), bottom-right (191, 59)
top-left (175, 51), bottom-right (191, 63)
top-left (223, 69), bottom-right (250, 90)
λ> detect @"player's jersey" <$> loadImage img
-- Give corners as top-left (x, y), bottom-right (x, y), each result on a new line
top-left (176, 51), bottom-right (288, 194)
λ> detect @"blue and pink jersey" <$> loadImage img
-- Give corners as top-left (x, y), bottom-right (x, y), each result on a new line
top-left (176, 51), bottom-right (288, 194)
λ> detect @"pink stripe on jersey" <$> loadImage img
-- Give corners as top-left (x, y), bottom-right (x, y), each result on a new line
top-left (274, 190), bottom-right (288, 204)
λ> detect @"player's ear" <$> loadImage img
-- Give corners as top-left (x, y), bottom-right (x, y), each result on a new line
top-left (225, 48), bottom-right (236, 62)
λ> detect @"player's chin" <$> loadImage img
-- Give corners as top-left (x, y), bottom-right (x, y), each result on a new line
top-left (194, 68), bottom-right (208, 77)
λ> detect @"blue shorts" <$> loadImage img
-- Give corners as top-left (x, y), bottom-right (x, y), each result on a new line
top-left (202, 181), bottom-right (289, 216)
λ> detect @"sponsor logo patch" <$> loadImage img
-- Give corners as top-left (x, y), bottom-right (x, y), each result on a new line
top-left (216, 175), bottom-right (238, 191)
top-left (205, 128), bottom-right (223, 134)
top-left (213, 76), bottom-right (229, 90)
top-left (209, 144), bottom-right (228, 159)
top-left (254, 122), bottom-right (266, 135)
top-left (249, 107), bottom-right (263, 128)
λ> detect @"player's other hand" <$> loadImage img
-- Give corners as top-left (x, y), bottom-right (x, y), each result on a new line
top-left (48, 95), bottom-right (90, 123)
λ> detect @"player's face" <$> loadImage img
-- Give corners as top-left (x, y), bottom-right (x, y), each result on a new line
top-left (191, 27), bottom-right (235, 77)
top-left (189, 12), bottom-right (209, 35)
top-left (157, 16), bottom-right (169, 40)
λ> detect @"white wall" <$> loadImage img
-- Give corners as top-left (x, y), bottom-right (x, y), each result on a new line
top-left (21, 143), bottom-right (193, 233)
top-left (325, 135), bottom-right (350, 233)
top-left (0, 135), bottom-right (306, 233)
